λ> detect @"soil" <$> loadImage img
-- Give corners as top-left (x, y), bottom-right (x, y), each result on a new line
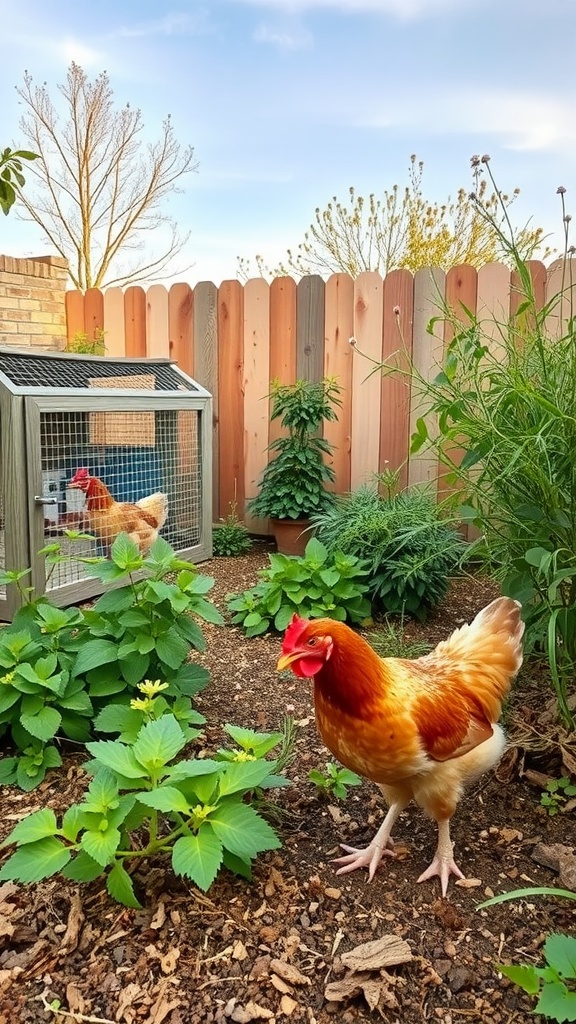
top-left (1, 540), bottom-right (575, 1024)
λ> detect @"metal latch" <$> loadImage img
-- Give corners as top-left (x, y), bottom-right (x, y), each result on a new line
top-left (34, 495), bottom-right (59, 505)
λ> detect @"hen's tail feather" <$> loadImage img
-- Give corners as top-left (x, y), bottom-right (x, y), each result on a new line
top-left (420, 597), bottom-right (524, 722)
top-left (136, 492), bottom-right (168, 530)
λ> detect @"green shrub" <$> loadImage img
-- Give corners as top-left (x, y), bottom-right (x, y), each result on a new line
top-left (213, 502), bottom-right (252, 557)
top-left (247, 377), bottom-right (341, 521)
top-left (312, 485), bottom-right (464, 620)
top-left (0, 533), bottom-right (221, 788)
top-left (227, 537), bottom-right (371, 636)
top-left (0, 711), bottom-right (284, 905)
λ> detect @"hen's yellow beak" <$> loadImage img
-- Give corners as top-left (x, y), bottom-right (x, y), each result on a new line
top-left (277, 652), bottom-right (299, 672)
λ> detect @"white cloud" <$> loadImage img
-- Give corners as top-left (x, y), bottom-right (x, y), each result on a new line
top-left (353, 89), bottom-right (576, 153)
top-left (110, 11), bottom-right (213, 40)
top-left (55, 36), bottom-right (105, 67)
top-left (227, 0), bottom-right (470, 19)
top-left (254, 21), bottom-right (313, 47)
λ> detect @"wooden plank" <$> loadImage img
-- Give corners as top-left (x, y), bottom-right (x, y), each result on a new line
top-left (243, 278), bottom-right (271, 532)
top-left (380, 269), bottom-right (414, 492)
top-left (437, 264), bottom-right (478, 503)
top-left (269, 276), bottom-right (297, 450)
top-left (217, 280), bottom-right (244, 519)
top-left (168, 282), bottom-right (194, 376)
top-left (146, 284), bottom-right (170, 357)
top-left (124, 286), bottom-right (147, 357)
top-left (323, 273), bottom-right (354, 494)
top-left (408, 267), bottom-right (446, 488)
top-left (546, 257), bottom-right (573, 340)
top-left (193, 281), bottom-right (219, 519)
top-left (476, 262), bottom-right (511, 364)
top-left (84, 287), bottom-right (104, 346)
top-left (102, 287), bottom-right (126, 357)
top-left (350, 271), bottom-right (384, 489)
top-left (296, 275), bottom-right (325, 381)
top-left (65, 291), bottom-right (85, 346)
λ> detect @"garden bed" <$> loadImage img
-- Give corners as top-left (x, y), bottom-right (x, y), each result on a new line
top-left (0, 541), bottom-right (574, 1023)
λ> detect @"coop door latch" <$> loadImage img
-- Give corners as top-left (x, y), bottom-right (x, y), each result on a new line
top-left (34, 495), bottom-right (59, 505)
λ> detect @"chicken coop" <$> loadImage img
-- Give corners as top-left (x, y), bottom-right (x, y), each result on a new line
top-left (0, 347), bottom-right (212, 620)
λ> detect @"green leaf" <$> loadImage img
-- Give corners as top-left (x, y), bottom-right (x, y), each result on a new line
top-left (218, 760), bottom-right (277, 796)
top-left (93, 588), bottom-right (135, 614)
top-left (535, 980), bottom-right (576, 1021)
top-left (0, 837), bottom-right (70, 882)
top-left (164, 758), bottom-right (222, 784)
top-left (155, 628), bottom-right (189, 670)
top-left (81, 827), bottom-right (122, 867)
top-left (209, 801), bottom-right (281, 859)
top-left (544, 934), bottom-right (576, 980)
top-left (94, 704), bottom-right (142, 736)
top-left (137, 786), bottom-right (191, 814)
top-left (497, 963), bottom-right (541, 994)
top-left (106, 861), bottom-right (142, 909)
top-left (20, 705), bottom-right (62, 742)
top-left (3, 807), bottom-right (58, 846)
top-left (172, 827), bottom-right (223, 891)
top-left (62, 850), bottom-right (104, 883)
top-left (85, 739), bottom-right (148, 779)
top-left (132, 715), bottom-right (186, 771)
top-left (74, 639), bottom-right (119, 677)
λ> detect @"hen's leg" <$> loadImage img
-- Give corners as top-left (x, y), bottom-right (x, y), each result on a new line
top-left (417, 818), bottom-right (464, 896)
top-left (333, 800), bottom-right (406, 882)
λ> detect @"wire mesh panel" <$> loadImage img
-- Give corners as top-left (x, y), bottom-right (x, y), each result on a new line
top-left (36, 406), bottom-right (203, 596)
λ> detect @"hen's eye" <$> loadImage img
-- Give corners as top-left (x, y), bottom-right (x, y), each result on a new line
top-left (307, 637), bottom-right (317, 647)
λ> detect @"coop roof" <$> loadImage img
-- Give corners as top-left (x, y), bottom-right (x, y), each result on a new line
top-left (0, 347), bottom-right (210, 398)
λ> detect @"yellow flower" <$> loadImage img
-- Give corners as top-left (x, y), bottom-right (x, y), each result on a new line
top-left (0, 671), bottom-right (14, 685)
top-left (138, 679), bottom-right (169, 698)
top-left (130, 697), bottom-right (153, 712)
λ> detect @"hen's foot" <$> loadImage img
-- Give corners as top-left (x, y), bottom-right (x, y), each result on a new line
top-left (333, 839), bottom-right (395, 882)
top-left (417, 855), bottom-right (464, 897)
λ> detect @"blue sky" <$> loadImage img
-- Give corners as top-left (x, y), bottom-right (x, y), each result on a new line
top-left (2, 0), bottom-right (576, 286)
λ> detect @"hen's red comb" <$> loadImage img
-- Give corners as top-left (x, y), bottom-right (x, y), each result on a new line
top-left (281, 613), bottom-right (309, 654)
top-left (70, 467), bottom-right (89, 482)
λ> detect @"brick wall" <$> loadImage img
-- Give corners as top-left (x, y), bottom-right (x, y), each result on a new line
top-left (0, 255), bottom-right (68, 350)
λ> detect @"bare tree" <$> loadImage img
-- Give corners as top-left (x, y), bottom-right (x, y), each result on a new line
top-left (239, 155), bottom-right (551, 281)
top-left (16, 63), bottom-right (198, 290)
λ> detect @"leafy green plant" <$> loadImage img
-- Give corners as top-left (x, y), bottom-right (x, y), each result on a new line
top-left (309, 761), bottom-right (363, 800)
top-left (227, 537), bottom-right (371, 636)
top-left (213, 501), bottom-right (252, 557)
top-left (498, 934), bottom-right (576, 1022)
top-left (66, 327), bottom-right (106, 355)
top-left (312, 484), bottom-right (464, 620)
top-left (93, 678), bottom-right (206, 745)
top-left (0, 147), bottom-right (39, 214)
top-left (0, 713), bottom-right (283, 905)
top-left (247, 377), bottom-right (341, 522)
top-left (0, 601), bottom-right (94, 788)
top-left (68, 532), bottom-right (221, 712)
top-left (478, 886), bottom-right (576, 1021)
top-left (540, 777), bottom-right (576, 816)
top-left (368, 158), bottom-right (576, 724)
top-left (0, 534), bottom-right (221, 787)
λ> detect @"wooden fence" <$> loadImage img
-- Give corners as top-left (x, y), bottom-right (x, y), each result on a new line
top-left (65, 260), bottom-right (568, 530)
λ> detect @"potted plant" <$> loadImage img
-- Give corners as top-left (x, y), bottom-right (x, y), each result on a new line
top-left (248, 377), bottom-right (342, 555)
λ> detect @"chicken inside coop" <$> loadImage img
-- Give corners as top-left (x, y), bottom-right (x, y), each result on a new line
top-left (68, 468), bottom-right (168, 555)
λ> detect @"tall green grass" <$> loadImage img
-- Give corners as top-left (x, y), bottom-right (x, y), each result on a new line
top-left (379, 158), bottom-right (576, 726)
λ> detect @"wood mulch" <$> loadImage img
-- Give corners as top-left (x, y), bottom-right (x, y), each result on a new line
top-left (0, 540), bottom-right (574, 1023)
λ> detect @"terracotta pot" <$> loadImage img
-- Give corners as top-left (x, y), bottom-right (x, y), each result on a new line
top-left (271, 518), bottom-right (313, 556)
